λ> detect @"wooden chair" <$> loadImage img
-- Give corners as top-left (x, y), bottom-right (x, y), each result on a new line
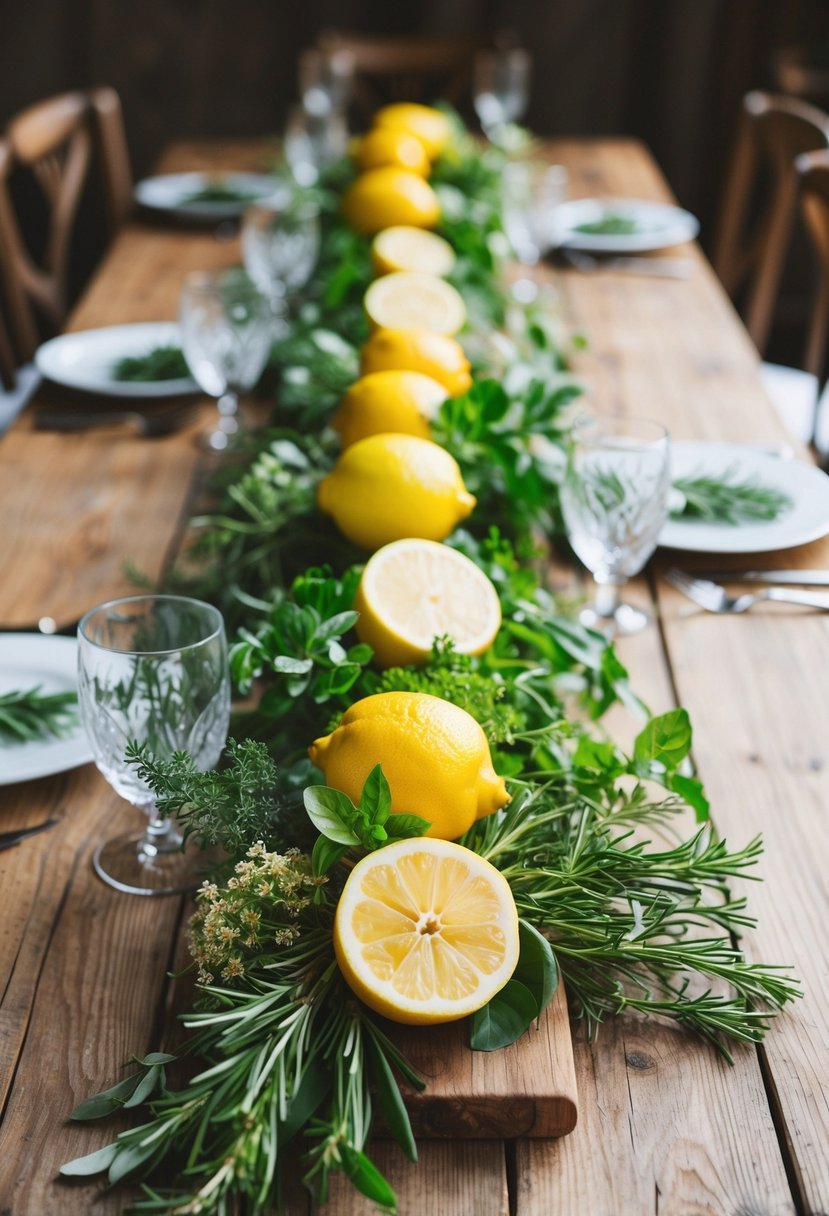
top-left (309, 32), bottom-right (482, 123)
top-left (795, 149), bottom-right (829, 452)
top-left (713, 90), bottom-right (829, 356)
top-left (0, 87), bottom-right (132, 363)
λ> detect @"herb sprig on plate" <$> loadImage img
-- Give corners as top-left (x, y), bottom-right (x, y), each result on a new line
top-left (112, 346), bottom-right (191, 383)
top-left (0, 686), bottom-right (78, 744)
top-left (671, 466), bottom-right (793, 524)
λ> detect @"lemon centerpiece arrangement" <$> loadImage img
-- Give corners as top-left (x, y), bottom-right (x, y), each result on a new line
top-left (360, 327), bottom-right (472, 394)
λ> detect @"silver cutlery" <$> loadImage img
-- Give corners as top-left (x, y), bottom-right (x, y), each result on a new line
top-left (701, 569), bottom-right (829, 586)
top-left (559, 248), bottom-right (694, 279)
top-left (665, 568), bottom-right (829, 614)
top-left (0, 819), bottom-right (58, 852)
top-left (35, 402), bottom-right (197, 437)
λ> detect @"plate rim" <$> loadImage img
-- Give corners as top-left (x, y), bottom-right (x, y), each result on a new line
top-left (134, 170), bottom-right (280, 217)
top-left (553, 196), bottom-right (699, 252)
top-left (34, 320), bottom-right (198, 399)
top-left (659, 440), bottom-right (829, 554)
top-left (0, 633), bottom-right (92, 786)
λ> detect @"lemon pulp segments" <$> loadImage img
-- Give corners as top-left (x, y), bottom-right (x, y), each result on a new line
top-left (355, 538), bottom-right (502, 668)
top-left (334, 838), bottom-right (520, 1024)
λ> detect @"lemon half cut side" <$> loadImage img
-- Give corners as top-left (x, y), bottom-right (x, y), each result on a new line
top-left (333, 837), bottom-right (520, 1025)
top-left (364, 272), bottom-right (467, 336)
top-left (355, 538), bottom-right (502, 668)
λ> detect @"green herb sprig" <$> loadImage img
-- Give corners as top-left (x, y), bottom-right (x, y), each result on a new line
top-left (0, 686), bottom-right (77, 744)
top-left (112, 346), bottom-right (191, 383)
top-left (671, 466), bottom-right (793, 524)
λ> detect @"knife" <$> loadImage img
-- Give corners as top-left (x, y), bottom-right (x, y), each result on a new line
top-left (703, 570), bottom-right (829, 585)
top-left (0, 819), bottom-right (58, 851)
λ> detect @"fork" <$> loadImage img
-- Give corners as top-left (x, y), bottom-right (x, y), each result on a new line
top-left (665, 568), bottom-right (829, 614)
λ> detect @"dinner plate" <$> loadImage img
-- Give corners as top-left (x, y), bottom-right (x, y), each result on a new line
top-left (0, 635), bottom-right (92, 786)
top-left (552, 198), bottom-right (699, 253)
top-left (35, 322), bottom-right (197, 399)
top-left (134, 172), bottom-right (280, 221)
top-left (659, 442), bottom-right (829, 554)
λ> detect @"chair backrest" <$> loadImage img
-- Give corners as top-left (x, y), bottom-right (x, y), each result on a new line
top-left (713, 90), bottom-right (829, 356)
top-left (0, 87), bottom-right (132, 362)
top-left (312, 32), bottom-right (481, 122)
top-left (795, 149), bottom-right (829, 383)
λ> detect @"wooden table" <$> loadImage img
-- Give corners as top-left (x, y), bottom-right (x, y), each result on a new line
top-left (1, 138), bottom-right (828, 1216)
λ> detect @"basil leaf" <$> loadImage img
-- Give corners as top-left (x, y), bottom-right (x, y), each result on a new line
top-left (303, 786), bottom-right (361, 845)
top-left (513, 920), bottom-right (558, 1014)
top-left (312, 834), bottom-right (348, 875)
top-left (667, 772), bottom-right (710, 823)
top-left (469, 979), bottom-right (539, 1052)
top-left (359, 764), bottom-right (392, 825)
top-left (384, 813), bottom-right (433, 840)
top-left (633, 709), bottom-right (692, 770)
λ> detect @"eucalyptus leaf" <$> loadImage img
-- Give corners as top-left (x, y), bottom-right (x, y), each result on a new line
top-left (339, 1144), bottom-right (398, 1209)
top-left (123, 1064), bottom-right (163, 1109)
top-left (70, 1074), bottom-right (142, 1120)
top-left (469, 979), bottom-right (539, 1052)
top-left (59, 1142), bottom-right (118, 1177)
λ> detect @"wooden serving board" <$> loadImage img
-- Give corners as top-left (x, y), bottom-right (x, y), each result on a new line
top-left (382, 984), bottom-right (578, 1140)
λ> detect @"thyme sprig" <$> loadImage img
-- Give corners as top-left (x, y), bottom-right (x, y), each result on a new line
top-left (671, 465), bottom-right (793, 524)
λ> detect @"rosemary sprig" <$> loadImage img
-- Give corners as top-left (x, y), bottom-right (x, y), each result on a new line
top-left (0, 686), bottom-right (77, 744)
top-left (671, 466), bottom-right (792, 524)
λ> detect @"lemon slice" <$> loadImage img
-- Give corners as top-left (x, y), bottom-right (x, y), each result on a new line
top-left (372, 226), bottom-right (456, 277)
top-left (364, 272), bottom-right (466, 336)
top-left (334, 837), bottom-right (520, 1024)
top-left (355, 538), bottom-right (502, 668)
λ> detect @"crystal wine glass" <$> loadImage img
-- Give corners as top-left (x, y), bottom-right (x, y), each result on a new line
top-left (559, 415), bottom-right (671, 635)
top-left (283, 103), bottom-right (349, 187)
top-left (179, 267), bottom-right (273, 451)
top-left (241, 191), bottom-right (321, 309)
top-left (502, 160), bottom-right (568, 266)
top-left (298, 46), bottom-right (355, 119)
top-left (473, 47), bottom-right (531, 139)
top-left (77, 594), bottom-right (230, 896)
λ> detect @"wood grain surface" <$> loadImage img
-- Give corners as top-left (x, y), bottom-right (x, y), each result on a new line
top-left (1, 136), bottom-right (827, 1216)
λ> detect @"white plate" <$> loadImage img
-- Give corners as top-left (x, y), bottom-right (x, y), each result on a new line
top-left (0, 635), bottom-right (92, 786)
top-left (35, 322), bottom-right (197, 399)
top-left (134, 172), bottom-right (280, 221)
top-left (660, 442), bottom-right (829, 554)
top-left (552, 198), bottom-right (699, 253)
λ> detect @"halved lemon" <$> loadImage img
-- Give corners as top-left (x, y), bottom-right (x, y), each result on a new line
top-left (333, 837), bottom-right (519, 1024)
top-left (364, 272), bottom-right (466, 335)
top-left (355, 538), bottom-right (502, 668)
top-left (372, 226), bottom-right (456, 277)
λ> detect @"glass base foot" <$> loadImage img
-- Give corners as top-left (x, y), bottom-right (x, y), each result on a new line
top-left (93, 831), bottom-right (199, 896)
top-left (579, 600), bottom-right (651, 636)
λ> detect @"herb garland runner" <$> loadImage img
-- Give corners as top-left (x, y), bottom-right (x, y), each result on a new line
top-left (63, 111), bottom-right (801, 1214)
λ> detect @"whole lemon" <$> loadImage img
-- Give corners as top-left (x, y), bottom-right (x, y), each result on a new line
top-left (317, 433), bottom-right (475, 550)
top-left (374, 103), bottom-right (453, 160)
top-left (355, 127), bottom-right (431, 177)
top-left (342, 168), bottom-right (440, 235)
top-left (330, 370), bottom-right (447, 448)
top-left (360, 328), bottom-right (472, 396)
top-left (309, 691), bottom-right (509, 839)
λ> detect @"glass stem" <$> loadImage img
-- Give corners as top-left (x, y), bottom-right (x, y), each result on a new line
top-left (140, 803), bottom-right (183, 859)
top-left (217, 391), bottom-right (239, 434)
top-left (594, 580), bottom-right (623, 619)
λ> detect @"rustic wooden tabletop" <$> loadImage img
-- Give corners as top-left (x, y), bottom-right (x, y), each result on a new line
top-left (0, 137), bottom-right (827, 1215)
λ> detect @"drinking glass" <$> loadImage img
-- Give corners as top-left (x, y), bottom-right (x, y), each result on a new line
top-left (503, 161), bottom-right (568, 266)
top-left (473, 47), bottom-right (531, 138)
top-left (559, 415), bottom-right (671, 635)
top-left (77, 595), bottom-right (230, 896)
top-left (284, 103), bottom-right (349, 186)
top-left (298, 46), bottom-right (354, 118)
top-left (179, 268), bottom-right (273, 451)
top-left (241, 192), bottom-right (321, 309)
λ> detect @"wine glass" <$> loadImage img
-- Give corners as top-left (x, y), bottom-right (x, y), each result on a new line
top-left (179, 267), bottom-right (273, 451)
top-left (241, 192), bottom-right (321, 309)
top-left (559, 415), bottom-right (671, 635)
top-left (473, 47), bottom-right (531, 139)
top-left (283, 103), bottom-right (349, 187)
top-left (298, 46), bottom-right (354, 119)
top-left (503, 161), bottom-right (568, 266)
top-left (77, 594), bottom-right (230, 896)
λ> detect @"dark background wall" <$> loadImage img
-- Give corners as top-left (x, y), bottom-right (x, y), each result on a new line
top-left (3, 0), bottom-right (829, 345)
